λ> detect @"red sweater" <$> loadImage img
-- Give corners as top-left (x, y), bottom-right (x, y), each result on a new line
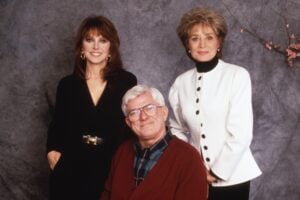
top-left (101, 136), bottom-right (208, 200)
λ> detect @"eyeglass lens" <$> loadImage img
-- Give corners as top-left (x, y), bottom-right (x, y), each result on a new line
top-left (128, 104), bottom-right (159, 121)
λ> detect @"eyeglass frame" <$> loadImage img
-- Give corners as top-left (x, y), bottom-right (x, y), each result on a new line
top-left (126, 103), bottom-right (163, 122)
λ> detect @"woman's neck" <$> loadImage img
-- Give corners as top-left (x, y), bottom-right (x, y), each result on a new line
top-left (85, 64), bottom-right (105, 80)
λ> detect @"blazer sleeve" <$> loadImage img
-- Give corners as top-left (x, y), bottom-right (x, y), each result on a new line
top-left (211, 68), bottom-right (254, 180)
top-left (46, 78), bottom-right (69, 153)
top-left (168, 79), bottom-right (190, 142)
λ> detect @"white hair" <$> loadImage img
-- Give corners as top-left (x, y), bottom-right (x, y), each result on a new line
top-left (121, 85), bottom-right (165, 115)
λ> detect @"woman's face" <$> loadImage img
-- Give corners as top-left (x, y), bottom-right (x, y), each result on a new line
top-left (82, 31), bottom-right (111, 67)
top-left (187, 24), bottom-right (220, 62)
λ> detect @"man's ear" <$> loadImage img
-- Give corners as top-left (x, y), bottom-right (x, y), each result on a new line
top-left (125, 117), bottom-right (131, 127)
top-left (162, 106), bottom-right (169, 121)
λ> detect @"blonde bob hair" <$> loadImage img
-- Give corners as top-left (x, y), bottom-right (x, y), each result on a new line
top-left (177, 8), bottom-right (228, 58)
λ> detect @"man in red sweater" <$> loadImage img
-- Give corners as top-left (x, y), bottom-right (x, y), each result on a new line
top-left (101, 85), bottom-right (207, 200)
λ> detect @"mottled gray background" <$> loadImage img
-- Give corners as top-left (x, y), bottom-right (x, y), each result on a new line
top-left (0, 0), bottom-right (300, 199)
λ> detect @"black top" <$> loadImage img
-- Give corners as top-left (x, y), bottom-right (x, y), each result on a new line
top-left (47, 69), bottom-right (137, 200)
top-left (195, 55), bottom-right (218, 73)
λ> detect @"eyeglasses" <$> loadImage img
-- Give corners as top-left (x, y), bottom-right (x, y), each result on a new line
top-left (127, 104), bottom-right (163, 122)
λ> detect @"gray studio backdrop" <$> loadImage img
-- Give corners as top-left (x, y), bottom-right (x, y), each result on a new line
top-left (1, 0), bottom-right (300, 199)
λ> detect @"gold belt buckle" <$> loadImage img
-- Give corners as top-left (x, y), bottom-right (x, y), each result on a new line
top-left (82, 135), bottom-right (103, 146)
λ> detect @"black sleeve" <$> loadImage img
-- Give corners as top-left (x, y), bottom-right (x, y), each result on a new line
top-left (46, 78), bottom-right (69, 153)
top-left (122, 70), bottom-right (137, 90)
top-left (114, 71), bottom-right (137, 144)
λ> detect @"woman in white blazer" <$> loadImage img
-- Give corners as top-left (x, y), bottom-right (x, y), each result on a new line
top-left (168, 8), bottom-right (261, 200)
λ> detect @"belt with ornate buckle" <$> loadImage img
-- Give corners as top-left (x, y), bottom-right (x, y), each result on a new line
top-left (82, 135), bottom-right (103, 146)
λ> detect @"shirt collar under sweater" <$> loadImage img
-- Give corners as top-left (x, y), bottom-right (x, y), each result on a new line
top-left (133, 131), bottom-right (173, 186)
top-left (195, 55), bottom-right (219, 73)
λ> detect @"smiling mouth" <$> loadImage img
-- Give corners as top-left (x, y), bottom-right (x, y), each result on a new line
top-left (140, 122), bottom-right (154, 127)
top-left (90, 52), bottom-right (102, 56)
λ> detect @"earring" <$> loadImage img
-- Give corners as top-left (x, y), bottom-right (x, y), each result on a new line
top-left (107, 55), bottom-right (111, 63)
top-left (217, 48), bottom-right (221, 52)
top-left (188, 49), bottom-right (191, 53)
top-left (80, 52), bottom-right (86, 60)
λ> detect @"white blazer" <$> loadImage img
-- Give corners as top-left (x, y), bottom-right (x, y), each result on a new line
top-left (168, 59), bottom-right (261, 187)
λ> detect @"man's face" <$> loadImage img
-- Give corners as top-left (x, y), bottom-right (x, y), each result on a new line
top-left (125, 92), bottom-right (168, 147)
